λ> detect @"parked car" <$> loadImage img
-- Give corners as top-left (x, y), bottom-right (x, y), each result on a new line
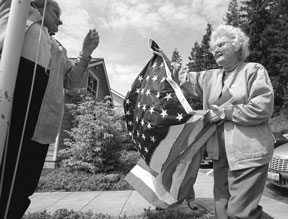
top-left (267, 132), bottom-right (288, 188)
top-left (272, 132), bottom-right (288, 148)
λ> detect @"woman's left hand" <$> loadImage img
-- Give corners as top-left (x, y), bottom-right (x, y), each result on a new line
top-left (81, 28), bottom-right (100, 57)
top-left (206, 105), bottom-right (225, 123)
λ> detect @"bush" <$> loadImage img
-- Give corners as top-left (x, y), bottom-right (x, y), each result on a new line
top-left (59, 94), bottom-right (129, 174)
top-left (118, 150), bottom-right (141, 174)
top-left (36, 168), bottom-right (133, 192)
top-left (22, 209), bottom-right (123, 219)
top-left (270, 109), bottom-right (288, 133)
top-left (22, 208), bottom-right (215, 219)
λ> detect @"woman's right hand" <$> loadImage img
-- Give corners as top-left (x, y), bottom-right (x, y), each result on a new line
top-left (152, 47), bottom-right (163, 57)
top-left (153, 47), bottom-right (172, 67)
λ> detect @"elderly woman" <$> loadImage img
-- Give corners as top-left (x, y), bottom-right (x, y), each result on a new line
top-left (0, 0), bottom-right (99, 218)
top-left (155, 24), bottom-right (274, 219)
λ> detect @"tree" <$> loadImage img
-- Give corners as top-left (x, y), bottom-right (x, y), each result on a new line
top-left (239, 0), bottom-right (288, 111)
top-left (171, 48), bottom-right (182, 65)
top-left (185, 23), bottom-right (219, 110)
top-left (187, 23), bottom-right (218, 72)
top-left (264, 0), bottom-right (288, 108)
top-left (186, 41), bottom-right (203, 72)
top-left (240, 0), bottom-right (273, 64)
top-left (200, 23), bottom-right (219, 70)
top-left (224, 0), bottom-right (243, 27)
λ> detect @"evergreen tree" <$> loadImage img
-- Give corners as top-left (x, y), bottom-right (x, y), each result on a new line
top-left (171, 48), bottom-right (182, 65)
top-left (186, 41), bottom-right (203, 72)
top-left (187, 23), bottom-right (218, 72)
top-left (240, 0), bottom-right (272, 64)
top-left (224, 0), bottom-right (243, 27)
top-left (185, 23), bottom-right (219, 109)
top-left (239, 0), bottom-right (288, 111)
top-left (200, 23), bottom-right (219, 70)
top-left (263, 0), bottom-right (288, 108)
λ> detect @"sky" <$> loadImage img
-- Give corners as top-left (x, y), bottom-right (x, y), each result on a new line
top-left (56, 0), bottom-right (231, 96)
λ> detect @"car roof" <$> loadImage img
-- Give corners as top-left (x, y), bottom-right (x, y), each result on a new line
top-left (273, 142), bottom-right (288, 158)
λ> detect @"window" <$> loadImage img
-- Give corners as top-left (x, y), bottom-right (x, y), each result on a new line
top-left (87, 71), bottom-right (99, 98)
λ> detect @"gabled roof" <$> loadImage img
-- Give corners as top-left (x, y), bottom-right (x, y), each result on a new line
top-left (111, 89), bottom-right (125, 106)
top-left (88, 58), bottom-right (112, 98)
top-left (111, 89), bottom-right (125, 99)
top-left (69, 57), bottom-right (112, 99)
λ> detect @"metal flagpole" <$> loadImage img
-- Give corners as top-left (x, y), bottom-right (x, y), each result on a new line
top-left (0, 0), bottom-right (31, 168)
top-left (0, 2), bottom-right (31, 215)
top-left (1, 0), bottom-right (48, 216)
top-left (3, 1), bottom-right (50, 217)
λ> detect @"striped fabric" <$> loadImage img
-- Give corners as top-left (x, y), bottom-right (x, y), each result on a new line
top-left (123, 45), bottom-right (230, 208)
top-left (125, 116), bottom-right (216, 208)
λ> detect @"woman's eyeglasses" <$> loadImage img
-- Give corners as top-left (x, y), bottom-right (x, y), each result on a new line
top-left (209, 41), bottom-right (230, 53)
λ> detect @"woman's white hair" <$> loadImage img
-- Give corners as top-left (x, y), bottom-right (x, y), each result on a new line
top-left (209, 24), bottom-right (250, 61)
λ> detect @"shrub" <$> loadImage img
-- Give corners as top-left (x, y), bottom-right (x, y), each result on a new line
top-left (270, 109), bottom-right (288, 133)
top-left (118, 150), bottom-right (141, 174)
top-left (22, 209), bottom-right (120, 219)
top-left (22, 208), bottom-right (214, 219)
top-left (59, 94), bottom-right (128, 174)
top-left (36, 168), bottom-right (133, 192)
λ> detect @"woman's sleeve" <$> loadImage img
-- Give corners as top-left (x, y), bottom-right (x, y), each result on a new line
top-left (170, 62), bottom-right (204, 99)
top-left (224, 64), bottom-right (274, 126)
top-left (64, 51), bottom-right (91, 89)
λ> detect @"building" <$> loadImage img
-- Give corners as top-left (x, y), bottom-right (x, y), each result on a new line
top-left (111, 89), bottom-right (125, 107)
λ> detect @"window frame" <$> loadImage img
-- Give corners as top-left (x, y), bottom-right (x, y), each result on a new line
top-left (86, 69), bottom-right (99, 98)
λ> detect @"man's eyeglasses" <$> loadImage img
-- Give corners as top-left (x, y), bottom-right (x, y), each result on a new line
top-left (209, 41), bottom-right (230, 53)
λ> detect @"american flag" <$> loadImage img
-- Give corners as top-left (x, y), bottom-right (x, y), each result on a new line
top-left (123, 44), bottom-right (231, 208)
top-left (124, 54), bottom-right (197, 164)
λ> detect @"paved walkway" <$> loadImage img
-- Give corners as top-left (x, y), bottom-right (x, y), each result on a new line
top-left (25, 172), bottom-right (287, 218)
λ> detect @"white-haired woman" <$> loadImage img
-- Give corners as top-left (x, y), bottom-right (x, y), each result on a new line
top-left (155, 24), bottom-right (274, 219)
top-left (0, 0), bottom-right (99, 218)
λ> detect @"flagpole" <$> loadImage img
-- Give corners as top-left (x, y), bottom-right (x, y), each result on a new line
top-left (0, 0), bottom-right (31, 167)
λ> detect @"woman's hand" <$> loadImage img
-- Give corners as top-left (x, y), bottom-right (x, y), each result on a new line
top-left (152, 47), bottom-right (163, 56)
top-left (81, 29), bottom-right (100, 57)
top-left (153, 47), bottom-right (172, 67)
top-left (206, 105), bottom-right (225, 123)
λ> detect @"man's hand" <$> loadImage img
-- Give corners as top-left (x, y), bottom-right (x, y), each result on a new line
top-left (81, 28), bottom-right (99, 57)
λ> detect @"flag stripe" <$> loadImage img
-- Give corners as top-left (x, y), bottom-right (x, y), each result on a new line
top-left (125, 119), bottom-right (217, 206)
top-left (168, 123), bottom-right (217, 199)
top-left (149, 112), bottom-right (206, 173)
top-left (125, 161), bottom-right (176, 208)
top-left (161, 123), bottom-right (216, 189)
top-left (149, 123), bottom-right (185, 172)
top-left (124, 169), bottom-right (168, 208)
top-left (162, 115), bottom-right (204, 169)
